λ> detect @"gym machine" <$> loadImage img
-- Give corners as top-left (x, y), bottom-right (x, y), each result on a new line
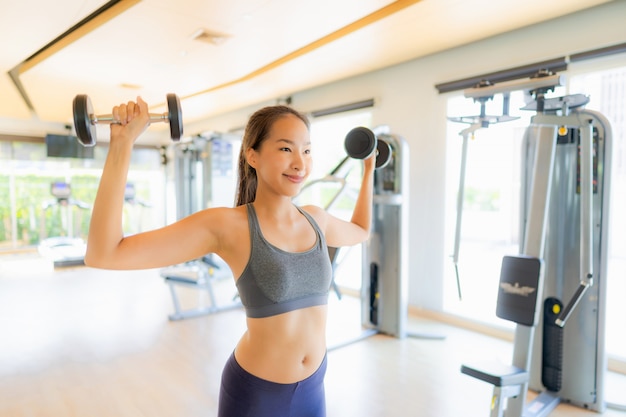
top-left (358, 127), bottom-right (410, 339)
top-left (160, 134), bottom-right (241, 320)
top-left (452, 72), bottom-right (611, 416)
top-left (354, 127), bottom-right (444, 341)
top-left (37, 181), bottom-right (90, 268)
top-left (315, 126), bottom-right (441, 350)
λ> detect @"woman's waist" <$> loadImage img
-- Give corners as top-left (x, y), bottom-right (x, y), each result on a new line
top-left (245, 304), bottom-right (327, 338)
top-left (234, 340), bottom-right (327, 384)
top-left (235, 307), bottom-right (328, 383)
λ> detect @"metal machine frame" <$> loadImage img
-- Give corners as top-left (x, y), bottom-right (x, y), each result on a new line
top-left (161, 135), bottom-right (241, 320)
top-left (360, 132), bottom-right (410, 338)
top-left (452, 73), bottom-right (611, 416)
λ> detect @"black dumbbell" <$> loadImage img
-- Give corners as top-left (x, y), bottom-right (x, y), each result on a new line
top-left (72, 93), bottom-right (183, 146)
top-left (344, 126), bottom-right (391, 169)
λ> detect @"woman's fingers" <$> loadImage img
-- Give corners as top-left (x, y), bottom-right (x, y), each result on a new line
top-left (112, 98), bottom-right (145, 125)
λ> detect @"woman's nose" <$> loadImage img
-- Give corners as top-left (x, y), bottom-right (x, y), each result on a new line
top-left (292, 153), bottom-right (304, 170)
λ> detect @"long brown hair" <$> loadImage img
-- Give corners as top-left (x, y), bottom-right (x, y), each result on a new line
top-left (235, 105), bottom-right (310, 206)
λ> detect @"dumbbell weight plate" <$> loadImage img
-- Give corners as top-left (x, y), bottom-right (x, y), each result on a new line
top-left (73, 94), bottom-right (97, 146)
top-left (345, 126), bottom-right (392, 169)
top-left (167, 93), bottom-right (183, 141)
top-left (344, 126), bottom-right (376, 160)
top-left (376, 139), bottom-right (392, 169)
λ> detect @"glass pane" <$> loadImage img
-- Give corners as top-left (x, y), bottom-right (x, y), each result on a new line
top-left (0, 141), bottom-right (11, 159)
top-left (0, 173), bottom-right (11, 249)
top-left (0, 142), bottom-right (165, 251)
top-left (444, 91), bottom-right (534, 327)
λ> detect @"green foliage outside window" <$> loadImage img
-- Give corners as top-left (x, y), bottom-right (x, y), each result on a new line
top-left (463, 187), bottom-right (500, 211)
top-left (0, 174), bottom-right (100, 247)
top-left (1, 141), bottom-right (161, 251)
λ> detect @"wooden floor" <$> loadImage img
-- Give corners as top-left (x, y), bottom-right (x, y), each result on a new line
top-left (0, 255), bottom-right (624, 417)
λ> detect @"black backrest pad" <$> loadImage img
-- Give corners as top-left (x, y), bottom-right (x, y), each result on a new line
top-left (496, 255), bottom-right (542, 326)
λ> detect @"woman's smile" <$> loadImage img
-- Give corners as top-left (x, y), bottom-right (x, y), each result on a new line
top-left (285, 173), bottom-right (305, 183)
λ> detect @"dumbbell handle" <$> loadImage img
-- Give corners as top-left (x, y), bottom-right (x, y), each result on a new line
top-left (90, 112), bottom-right (169, 125)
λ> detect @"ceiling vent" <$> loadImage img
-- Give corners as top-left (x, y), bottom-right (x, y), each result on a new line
top-left (191, 28), bottom-right (231, 46)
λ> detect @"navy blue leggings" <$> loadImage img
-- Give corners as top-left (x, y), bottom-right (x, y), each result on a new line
top-left (218, 353), bottom-right (327, 417)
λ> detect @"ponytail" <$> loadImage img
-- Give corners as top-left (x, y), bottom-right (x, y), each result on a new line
top-left (235, 145), bottom-right (258, 206)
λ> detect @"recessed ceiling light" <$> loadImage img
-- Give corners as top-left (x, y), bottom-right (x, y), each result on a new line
top-left (120, 83), bottom-right (142, 89)
top-left (190, 28), bottom-right (231, 46)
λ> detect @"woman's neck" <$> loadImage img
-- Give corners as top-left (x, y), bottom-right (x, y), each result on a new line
top-left (252, 194), bottom-right (298, 221)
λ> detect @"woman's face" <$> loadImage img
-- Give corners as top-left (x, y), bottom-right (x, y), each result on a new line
top-left (247, 114), bottom-right (312, 198)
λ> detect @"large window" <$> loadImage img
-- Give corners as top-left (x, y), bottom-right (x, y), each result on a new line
top-left (443, 91), bottom-right (535, 327)
top-left (0, 141), bottom-right (165, 252)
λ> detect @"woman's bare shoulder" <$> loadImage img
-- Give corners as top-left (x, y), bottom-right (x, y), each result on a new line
top-left (203, 204), bottom-right (249, 242)
top-left (200, 205), bottom-right (250, 272)
top-left (194, 205), bottom-right (247, 229)
top-left (299, 205), bottom-right (328, 229)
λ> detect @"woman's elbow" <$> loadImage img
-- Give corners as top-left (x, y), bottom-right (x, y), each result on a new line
top-left (356, 227), bottom-right (371, 244)
top-left (83, 251), bottom-right (103, 268)
top-left (83, 247), bottom-right (115, 269)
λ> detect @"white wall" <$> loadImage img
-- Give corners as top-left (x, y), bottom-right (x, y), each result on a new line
top-left (187, 1), bottom-right (626, 311)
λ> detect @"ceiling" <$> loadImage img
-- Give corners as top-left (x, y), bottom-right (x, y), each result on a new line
top-left (0, 0), bottom-right (613, 145)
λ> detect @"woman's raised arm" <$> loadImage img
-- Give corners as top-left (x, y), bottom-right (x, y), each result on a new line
top-left (318, 154), bottom-right (375, 248)
top-left (84, 97), bottom-right (220, 270)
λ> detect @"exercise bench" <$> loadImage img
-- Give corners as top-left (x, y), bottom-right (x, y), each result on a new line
top-left (161, 255), bottom-right (241, 321)
top-left (461, 255), bottom-right (545, 417)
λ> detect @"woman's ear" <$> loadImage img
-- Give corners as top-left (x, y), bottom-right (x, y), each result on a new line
top-left (246, 147), bottom-right (258, 169)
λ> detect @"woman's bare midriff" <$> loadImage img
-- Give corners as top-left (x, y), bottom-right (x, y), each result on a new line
top-left (234, 305), bottom-right (328, 384)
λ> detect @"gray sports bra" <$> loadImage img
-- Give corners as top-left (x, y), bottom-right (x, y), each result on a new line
top-left (236, 203), bottom-right (333, 318)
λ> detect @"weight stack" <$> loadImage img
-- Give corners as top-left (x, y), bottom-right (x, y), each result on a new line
top-left (369, 263), bottom-right (379, 325)
top-left (542, 297), bottom-right (564, 392)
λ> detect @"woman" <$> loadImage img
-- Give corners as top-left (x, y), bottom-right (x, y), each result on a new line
top-left (85, 97), bottom-right (375, 416)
